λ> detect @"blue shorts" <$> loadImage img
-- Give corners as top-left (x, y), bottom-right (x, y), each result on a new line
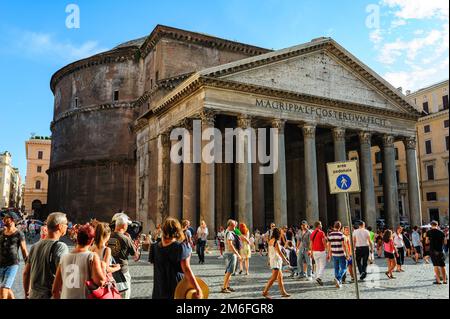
top-left (224, 253), bottom-right (237, 274)
top-left (0, 265), bottom-right (19, 289)
top-left (347, 257), bottom-right (352, 266)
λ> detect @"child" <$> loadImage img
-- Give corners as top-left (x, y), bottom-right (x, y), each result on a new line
top-left (285, 241), bottom-right (298, 277)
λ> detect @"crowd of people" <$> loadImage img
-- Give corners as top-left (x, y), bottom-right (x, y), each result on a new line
top-left (0, 208), bottom-right (448, 299)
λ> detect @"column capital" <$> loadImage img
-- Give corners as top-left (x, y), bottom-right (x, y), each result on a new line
top-left (403, 136), bottom-right (417, 150)
top-left (332, 127), bottom-right (346, 141)
top-left (237, 114), bottom-right (253, 129)
top-left (382, 134), bottom-right (395, 148)
top-left (358, 131), bottom-right (372, 145)
top-left (271, 119), bottom-right (286, 131)
top-left (200, 109), bottom-right (216, 126)
top-left (301, 123), bottom-right (316, 138)
top-left (179, 118), bottom-right (193, 131)
top-left (159, 131), bottom-right (170, 148)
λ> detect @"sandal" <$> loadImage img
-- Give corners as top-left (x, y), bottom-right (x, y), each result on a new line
top-left (227, 287), bottom-right (235, 292)
top-left (432, 281), bottom-right (442, 285)
top-left (221, 288), bottom-right (231, 293)
top-left (262, 292), bottom-right (272, 299)
top-left (281, 293), bottom-right (291, 297)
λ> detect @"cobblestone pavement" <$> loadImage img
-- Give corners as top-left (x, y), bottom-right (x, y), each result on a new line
top-left (11, 243), bottom-right (449, 299)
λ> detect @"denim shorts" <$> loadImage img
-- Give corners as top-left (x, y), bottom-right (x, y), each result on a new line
top-left (224, 253), bottom-right (237, 274)
top-left (0, 265), bottom-right (19, 289)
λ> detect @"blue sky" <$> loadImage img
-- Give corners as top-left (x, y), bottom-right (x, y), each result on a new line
top-left (0, 0), bottom-right (448, 181)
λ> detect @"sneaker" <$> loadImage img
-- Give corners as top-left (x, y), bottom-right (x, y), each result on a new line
top-left (360, 272), bottom-right (367, 281)
top-left (342, 274), bottom-right (347, 284)
top-left (306, 276), bottom-right (313, 281)
top-left (334, 278), bottom-right (340, 288)
top-left (316, 278), bottom-right (323, 286)
top-left (218, 255), bottom-right (224, 259)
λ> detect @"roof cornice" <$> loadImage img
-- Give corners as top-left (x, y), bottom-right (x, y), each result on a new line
top-left (50, 46), bottom-right (139, 93)
top-left (148, 76), bottom-right (419, 121)
top-left (139, 25), bottom-right (271, 58)
top-left (198, 39), bottom-right (420, 116)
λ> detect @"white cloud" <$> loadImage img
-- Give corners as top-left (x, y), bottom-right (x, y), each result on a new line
top-left (378, 27), bottom-right (444, 64)
top-left (384, 68), bottom-right (439, 91)
top-left (369, 29), bottom-right (383, 44)
top-left (15, 31), bottom-right (107, 62)
top-left (382, 0), bottom-right (449, 20)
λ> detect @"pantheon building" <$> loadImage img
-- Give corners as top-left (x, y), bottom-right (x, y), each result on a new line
top-left (48, 25), bottom-right (421, 236)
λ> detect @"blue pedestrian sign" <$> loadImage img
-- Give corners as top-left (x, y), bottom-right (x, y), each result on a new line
top-left (337, 174), bottom-right (352, 190)
top-left (326, 161), bottom-right (360, 194)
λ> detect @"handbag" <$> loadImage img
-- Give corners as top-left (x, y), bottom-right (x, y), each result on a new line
top-left (86, 280), bottom-right (122, 299)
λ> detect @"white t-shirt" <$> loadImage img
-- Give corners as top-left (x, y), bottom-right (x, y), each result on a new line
top-left (224, 230), bottom-right (236, 253)
top-left (197, 227), bottom-right (208, 241)
top-left (353, 228), bottom-right (371, 247)
top-left (393, 233), bottom-right (405, 248)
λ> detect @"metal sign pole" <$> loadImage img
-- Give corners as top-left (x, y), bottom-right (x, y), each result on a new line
top-left (345, 192), bottom-right (360, 299)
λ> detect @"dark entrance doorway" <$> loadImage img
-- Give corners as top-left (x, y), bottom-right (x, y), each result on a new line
top-left (429, 208), bottom-right (440, 223)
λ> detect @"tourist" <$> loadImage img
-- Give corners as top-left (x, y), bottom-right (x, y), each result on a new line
top-left (393, 226), bottom-right (405, 272)
top-left (383, 229), bottom-right (398, 279)
top-left (196, 220), bottom-right (208, 264)
top-left (90, 222), bottom-right (121, 277)
top-left (262, 227), bottom-right (291, 299)
top-left (28, 221), bottom-right (36, 241)
top-left (367, 226), bottom-right (375, 264)
top-left (285, 241), bottom-right (297, 277)
top-left (238, 223), bottom-right (251, 275)
top-left (150, 218), bottom-right (203, 298)
top-left (411, 226), bottom-right (422, 263)
top-left (182, 220), bottom-right (194, 250)
top-left (108, 213), bottom-right (139, 299)
top-left (296, 220), bottom-right (312, 281)
top-left (310, 221), bottom-right (327, 286)
top-left (376, 230), bottom-right (384, 258)
top-left (39, 222), bottom-right (48, 240)
top-left (0, 212), bottom-right (28, 299)
top-left (52, 224), bottom-right (106, 299)
top-left (422, 229), bottom-right (431, 264)
top-left (403, 229), bottom-right (412, 258)
top-left (23, 212), bottom-right (69, 299)
top-left (255, 230), bottom-right (262, 255)
top-left (426, 221), bottom-right (447, 285)
top-left (221, 219), bottom-right (242, 293)
top-left (352, 221), bottom-right (373, 281)
top-left (327, 221), bottom-right (348, 288)
top-left (444, 227), bottom-right (449, 255)
top-left (342, 226), bottom-right (354, 283)
top-left (153, 224), bottom-right (163, 243)
top-left (216, 226), bottom-right (225, 259)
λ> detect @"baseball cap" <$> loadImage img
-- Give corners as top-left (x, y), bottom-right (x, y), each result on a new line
top-left (111, 212), bottom-right (132, 225)
top-left (301, 220), bottom-right (308, 225)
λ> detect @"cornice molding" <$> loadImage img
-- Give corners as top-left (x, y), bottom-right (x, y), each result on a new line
top-left (47, 157), bottom-right (135, 173)
top-left (149, 76), bottom-right (420, 121)
top-left (139, 25), bottom-right (270, 59)
top-left (50, 46), bottom-right (139, 93)
top-left (51, 101), bottom-right (136, 130)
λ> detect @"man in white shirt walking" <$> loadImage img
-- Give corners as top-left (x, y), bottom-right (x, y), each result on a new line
top-left (352, 221), bottom-right (373, 281)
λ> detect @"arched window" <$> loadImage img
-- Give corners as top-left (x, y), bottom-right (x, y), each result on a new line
top-left (35, 180), bottom-right (41, 189)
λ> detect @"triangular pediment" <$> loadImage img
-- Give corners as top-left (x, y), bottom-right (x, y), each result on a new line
top-left (199, 39), bottom-right (419, 116)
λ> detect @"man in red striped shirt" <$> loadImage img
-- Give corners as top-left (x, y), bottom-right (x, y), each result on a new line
top-left (327, 221), bottom-right (349, 288)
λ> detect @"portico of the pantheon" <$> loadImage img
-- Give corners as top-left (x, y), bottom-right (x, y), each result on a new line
top-left (135, 37), bottom-right (421, 238)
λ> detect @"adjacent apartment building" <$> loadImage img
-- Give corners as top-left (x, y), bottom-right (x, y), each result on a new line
top-left (0, 151), bottom-right (22, 209)
top-left (23, 136), bottom-right (52, 216)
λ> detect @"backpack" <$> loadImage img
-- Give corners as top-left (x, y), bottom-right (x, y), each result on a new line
top-left (226, 230), bottom-right (242, 251)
